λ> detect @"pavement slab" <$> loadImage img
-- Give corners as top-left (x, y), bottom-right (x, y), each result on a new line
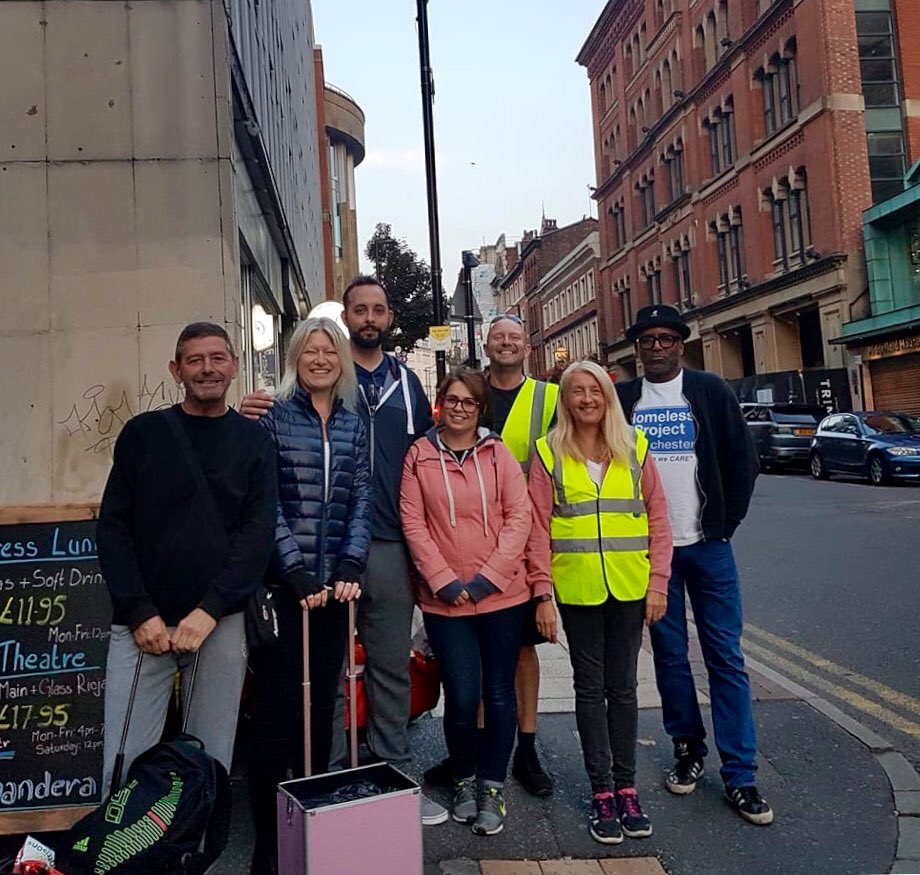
top-left (413, 702), bottom-right (895, 875)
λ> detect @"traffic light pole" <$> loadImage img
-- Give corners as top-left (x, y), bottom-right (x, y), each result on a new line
top-left (416, 0), bottom-right (447, 384)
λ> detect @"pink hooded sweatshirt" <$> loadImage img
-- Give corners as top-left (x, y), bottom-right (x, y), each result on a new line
top-left (400, 427), bottom-right (542, 616)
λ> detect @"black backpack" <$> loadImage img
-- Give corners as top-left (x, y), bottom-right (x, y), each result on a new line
top-left (56, 733), bottom-right (230, 875)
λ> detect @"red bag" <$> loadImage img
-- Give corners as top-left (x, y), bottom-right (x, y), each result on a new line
top-left (344, 644), bottom-right (440, 730)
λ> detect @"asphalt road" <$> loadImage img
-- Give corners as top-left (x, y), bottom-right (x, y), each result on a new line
top-left (733, 469), bottom-right (920, 767)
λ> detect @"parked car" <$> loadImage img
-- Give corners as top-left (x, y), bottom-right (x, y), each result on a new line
top-left (742, 403), bottom-right (827, 470)
top-left (809, 411), bottom-right (920, 485)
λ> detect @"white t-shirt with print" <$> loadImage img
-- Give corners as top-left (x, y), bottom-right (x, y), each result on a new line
top-left (632, 370), bottom-right (703, 547)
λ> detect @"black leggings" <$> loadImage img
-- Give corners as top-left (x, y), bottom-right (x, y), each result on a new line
top-left (248, 590), bottom-right (348, 865)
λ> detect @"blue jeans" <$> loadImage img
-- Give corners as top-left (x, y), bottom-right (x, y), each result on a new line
top-left (424, 602), bottom-right (528, 783)
top-left (649, 540), bottom-right (758, 788)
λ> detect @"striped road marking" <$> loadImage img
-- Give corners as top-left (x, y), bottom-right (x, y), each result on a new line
top-left (741, 623), bottom-right (920, 738)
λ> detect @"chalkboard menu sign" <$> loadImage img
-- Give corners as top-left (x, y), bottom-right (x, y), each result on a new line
top-left (0, 517), bottom-right (110, 826)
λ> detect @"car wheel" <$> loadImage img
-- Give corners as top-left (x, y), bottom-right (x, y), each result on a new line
top-left (867, 454), bottom-right (888, 486)
top-left (810, 452), bottom-right (828, 480)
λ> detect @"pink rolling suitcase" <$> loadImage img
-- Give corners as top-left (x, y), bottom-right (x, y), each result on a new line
top-left (276, 601), bottom-right (424, 875)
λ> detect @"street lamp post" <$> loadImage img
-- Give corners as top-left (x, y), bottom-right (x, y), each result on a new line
top-left (416, 0), bottom-right (447, 384)
top-left (462, 250), bottom-right (480, 369)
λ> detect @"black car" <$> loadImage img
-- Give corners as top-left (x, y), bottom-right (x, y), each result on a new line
top-left (809, 411), bottom-right (920, 485)
top-left (742, 404), bottom-right (827, 470)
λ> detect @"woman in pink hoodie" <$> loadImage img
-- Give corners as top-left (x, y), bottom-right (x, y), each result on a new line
top-left (400, 368), bottom-right (536, 837)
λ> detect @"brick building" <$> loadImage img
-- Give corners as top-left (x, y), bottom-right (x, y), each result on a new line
top-left (578, 0), bottom-right (917, 410)
top-left (540, 229), bottom-right (601, 377)
top-left (497, 217), bottom-right (598, 374)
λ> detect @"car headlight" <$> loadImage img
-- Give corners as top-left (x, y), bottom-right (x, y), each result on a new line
top-left (886, 447), bottom-right (920, 456)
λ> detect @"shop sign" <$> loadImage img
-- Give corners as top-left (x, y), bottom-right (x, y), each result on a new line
top-left (863, 334), bottom-right (920, 361)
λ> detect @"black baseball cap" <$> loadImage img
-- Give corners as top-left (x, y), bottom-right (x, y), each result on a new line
top-left (626, 305), bottom-right (691, 343)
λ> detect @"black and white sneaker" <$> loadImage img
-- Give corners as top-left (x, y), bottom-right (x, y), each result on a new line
top-left (666, 741), bottom-right (704, 795)
top-left (725, 785), bottom-right (774, 825)
top-left (589, 792), bottom-right (623, 844)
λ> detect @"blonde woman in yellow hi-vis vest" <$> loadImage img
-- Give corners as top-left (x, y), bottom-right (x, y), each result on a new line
top-left (528, 360), bottom-right (673, 845)
top-left (424, 314), bottom-right (559, 797)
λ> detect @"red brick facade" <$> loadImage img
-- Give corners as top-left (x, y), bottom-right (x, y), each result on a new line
top-left (578, 0), bottom-right (915, 399)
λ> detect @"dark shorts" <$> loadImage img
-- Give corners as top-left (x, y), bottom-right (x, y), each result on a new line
top-left (520, 600), bottom-right (550, 647)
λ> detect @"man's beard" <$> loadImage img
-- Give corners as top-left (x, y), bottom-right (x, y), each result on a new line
top-left (352, 326), bottom-right (388, 349)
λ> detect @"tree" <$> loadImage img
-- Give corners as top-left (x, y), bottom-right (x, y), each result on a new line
top-left (365, 223), bottom-right (447, 353)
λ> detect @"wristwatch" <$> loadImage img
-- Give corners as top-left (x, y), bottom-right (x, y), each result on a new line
top-left (533, 594), bottom-right (552, 603)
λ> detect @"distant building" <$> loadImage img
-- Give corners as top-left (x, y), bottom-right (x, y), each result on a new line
top-left (1, 0), bottom-right (325, 503)
top-left (837, 161), bottom-right (920, 414)
top-left (578, 0), bottom-right (917, 411)
top-left (314, 49), bottom-right (366, 301)
top-left (540, 230), bottom-right (602, 376)
top-left (498, 217), bottom-right (598, 375)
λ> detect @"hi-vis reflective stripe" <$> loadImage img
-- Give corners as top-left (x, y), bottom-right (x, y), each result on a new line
top-left (521, 381), bottom-right (548, 476)
top-left (551, 536), bottom-right (650, 553)
top-left (554, 498), bottom-right (646, 517)
top-left (550, 434), bottom-right (645, 516)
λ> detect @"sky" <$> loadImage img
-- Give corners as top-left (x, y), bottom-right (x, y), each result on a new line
top-left (313, 1), bottom-right (608, 289)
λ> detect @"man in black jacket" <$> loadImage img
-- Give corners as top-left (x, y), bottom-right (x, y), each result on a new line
top-left (616, 305), bottom-right (773, 825)
top-left (97, 322), bottom-right (276, 793)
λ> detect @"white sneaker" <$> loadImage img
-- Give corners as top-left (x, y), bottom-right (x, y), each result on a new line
top-left (421, 793), bottom-right (448, 825)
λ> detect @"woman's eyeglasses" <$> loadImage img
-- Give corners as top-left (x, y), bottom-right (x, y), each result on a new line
top-left (637, 333), bottom-right (681, 350)
top-left (441, 395), bottom-right (481, 413)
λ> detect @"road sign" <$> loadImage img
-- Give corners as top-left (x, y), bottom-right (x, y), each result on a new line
top-left (428, 325), bottom-right (452, 351)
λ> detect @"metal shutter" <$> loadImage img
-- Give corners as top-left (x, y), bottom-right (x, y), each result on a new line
top-left (869, 353), bottom-right (920, 415)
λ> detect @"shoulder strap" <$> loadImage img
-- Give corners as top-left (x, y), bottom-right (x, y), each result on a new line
top-left (163, 408), bottom-right (226, 542)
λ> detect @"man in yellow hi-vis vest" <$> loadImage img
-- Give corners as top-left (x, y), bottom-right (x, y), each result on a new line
top-left (425, 314), bottom-right (559, 797)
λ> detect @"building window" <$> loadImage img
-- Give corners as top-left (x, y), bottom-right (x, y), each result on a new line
top-left (714, 217), bottom-right (745, 294)
top-left (664, 142), bottom-right (685, 202)
top-left (856, 11), bottom-right (900, 108)
top-left (867, 131), bottom-right (907, 203)
top-left (768, 177), bottom-right (811, 273)
top-left (759, 44), bottom-right (799, 136)
top-left (638, 175), bottom-right (656, 228)
top-left (672, 248), bottom-right (692, 310)
top-left (705, 103), bottom-right (736, 176)
top-left (618, 285), bottom-right (632, 333)
top-left (329, 143), bottom-right (343, 258)
top-left (611, 201), bottom-right (628, 250)
top-left (646, 268), bottom-right (662, 306)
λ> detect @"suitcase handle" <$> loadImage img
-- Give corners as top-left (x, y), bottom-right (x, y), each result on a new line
top-left (302, 600), bottom-right (359, 778)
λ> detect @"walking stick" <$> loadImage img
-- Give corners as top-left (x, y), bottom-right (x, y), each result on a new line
top-left (347, 600), bottom-right (358, 769)
top-left (302, 609), bottom-right (312, 778)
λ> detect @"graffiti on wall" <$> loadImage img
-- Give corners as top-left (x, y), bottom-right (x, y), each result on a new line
top-left (58, 376), bottom-right (184, 455)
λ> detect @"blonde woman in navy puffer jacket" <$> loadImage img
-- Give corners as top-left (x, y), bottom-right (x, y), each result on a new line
top-left (248, 316), bottom-right (372, 875)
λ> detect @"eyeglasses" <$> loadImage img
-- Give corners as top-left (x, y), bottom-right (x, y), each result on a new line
top-left (637, 333), bottom-right (682, 350)
top-left (441, 395), bottom-right (481, 413)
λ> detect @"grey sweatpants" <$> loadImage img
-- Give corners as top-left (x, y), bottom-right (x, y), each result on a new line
top-left (101, 613), bottom-right (248, 796)
top-left (356, 539), bottom-right (415, 766)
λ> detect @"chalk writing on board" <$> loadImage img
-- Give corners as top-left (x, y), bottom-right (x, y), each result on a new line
top-left (0, 521), bottom-right (110, 812)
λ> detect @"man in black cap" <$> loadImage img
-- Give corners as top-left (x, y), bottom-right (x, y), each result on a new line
top-left (615, 305), bottom-right (773, 826)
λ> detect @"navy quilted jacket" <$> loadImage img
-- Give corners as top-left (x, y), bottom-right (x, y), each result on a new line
top-left (259, 388), bottom-right (373, 586)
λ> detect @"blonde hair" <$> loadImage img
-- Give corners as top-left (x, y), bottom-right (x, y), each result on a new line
top-left (547, 360), bottom-right (635, 466)
top-left (277, 317), bottom-right (357, 410)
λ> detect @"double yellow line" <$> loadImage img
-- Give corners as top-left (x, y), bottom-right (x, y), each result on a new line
top-left (742, 623), bottom-right (920, 738)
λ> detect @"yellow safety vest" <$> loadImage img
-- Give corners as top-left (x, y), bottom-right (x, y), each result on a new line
top-left (501, 378), bottom-right (559, 474)
top-left (534, 430), bottom-right (651, 605)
